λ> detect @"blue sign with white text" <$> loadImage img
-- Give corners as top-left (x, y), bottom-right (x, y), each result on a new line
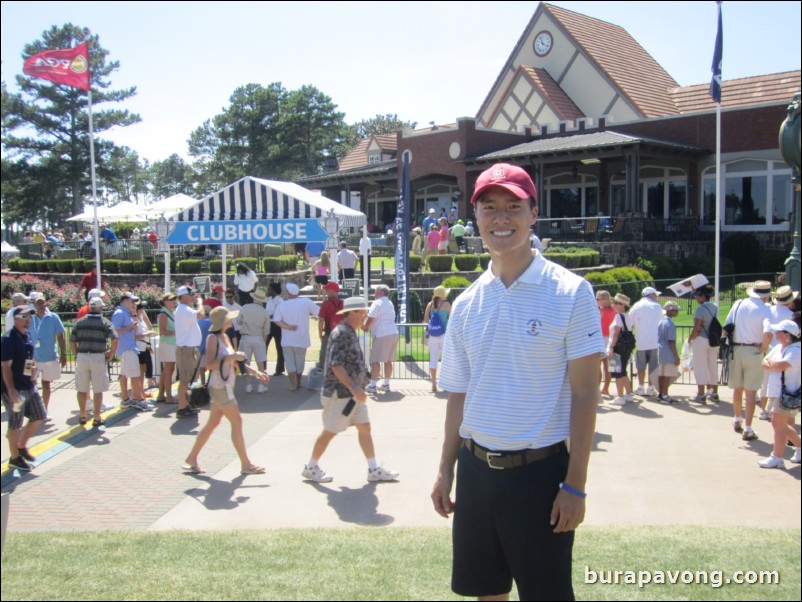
top-left (167, 219), bottom-right (328, 245)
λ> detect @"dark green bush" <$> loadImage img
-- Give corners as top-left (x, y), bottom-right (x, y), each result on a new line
top-left (132, 260), bottom-right (151, 274)
top-left (637, 255), bottom-right (681, 280)
top-left (454, 254), bottom-right (479, 271)
top-left (408, 255), bottom-right (422, 272)
top-left (103, 259), bottom-right (120, 274)
top-left (8, 258), bottom-right (21, 271)
top-left (479, 254), bottom-right (491, 270)
top-left (585, 271), bottom-right (619, 294)
top-left (427, 255), bottom-right (454, 272)
top-left (177, 259), bottom-right (202, 274)
top-left (389, 289), bottom-right (423, 323)
top-left (759, 249), bottom-right (789, 274)
top-left (682, 255), bottom-right (735, 277)
top-left (72, 259), bottom-right (88, 273)
top-left (234, 257), bottom-right (260, 272)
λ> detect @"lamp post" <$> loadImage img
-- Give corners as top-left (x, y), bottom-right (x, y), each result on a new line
top-left (779, 92), bottom-right (801, 291)
top-left (320, 209), bottom-right (341, 284)
top-left (153, 215), bottom-right (173, 291)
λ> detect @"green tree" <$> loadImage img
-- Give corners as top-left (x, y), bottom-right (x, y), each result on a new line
top-left (2, 24), bottom-right (140, 224)
top-left (99, 145), bottom-right (148, 204)
top-left (147, 153), bottom-right (197, 199)
top-left (187, 82), bottom-right (346, 188)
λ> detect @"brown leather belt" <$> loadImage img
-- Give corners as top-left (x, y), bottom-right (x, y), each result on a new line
top-left (464, 440), bottom-right (565, 470)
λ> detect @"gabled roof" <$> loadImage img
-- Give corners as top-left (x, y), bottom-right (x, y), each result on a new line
top-left (542, 3), bottom-right (678, 118)
top-left (521, 66), bottom-right (585, 122)
top-left (670, 70), bottom-right (801, 114)
top-left (467, 131), bottom-right (706, 163)
top-left (298, 160), bottom-right (397, 186)
top-left (337, 133), bottom-right (398, 171)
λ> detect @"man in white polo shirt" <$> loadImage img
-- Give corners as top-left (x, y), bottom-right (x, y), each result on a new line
top-left (174, 285), bottom-right (205, 418)
top-left (628, 286), bottom-right (664, 396)
top-left (363, 285), bottom-right (397, 393)
top-left (272, 283), bottom-right (319, 392)
top-left (431, 163), bottom-right (603, 600)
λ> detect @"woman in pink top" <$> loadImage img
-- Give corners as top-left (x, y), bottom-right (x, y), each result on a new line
top-left (597, 290), bottom-right (616, 395)
top-left (437, 217), bottom-right (450, 255)
top-left (311, 251), bottom-right (331, 301)
top-left (425, 224), bottom-right (440, 268)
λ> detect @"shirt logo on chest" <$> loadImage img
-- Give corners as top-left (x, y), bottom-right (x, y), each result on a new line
top-left (526, 318), bottom-right (543, 336)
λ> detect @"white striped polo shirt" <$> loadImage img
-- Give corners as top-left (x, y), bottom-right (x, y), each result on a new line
top-left (439, 252), bottom-right (604, 451)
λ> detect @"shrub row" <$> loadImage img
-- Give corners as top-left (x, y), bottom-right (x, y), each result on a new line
top-left (585, 266), bottom-right (654, 300)
top-left (544, 247), bottom-right (600, 268)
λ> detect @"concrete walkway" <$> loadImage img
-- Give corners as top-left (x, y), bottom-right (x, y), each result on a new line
top-left (2, 374), bottom-right (799, 532)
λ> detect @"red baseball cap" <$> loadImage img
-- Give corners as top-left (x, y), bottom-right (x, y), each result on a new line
top-left (323, 282), bottom-right (340, 292)
top-left (470, 163), bottom-right (538, 206)
top-left (212, 285), bottom-right (224, 293)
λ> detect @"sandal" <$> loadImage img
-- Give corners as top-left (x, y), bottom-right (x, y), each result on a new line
top-left (79, 417), bottom-right (88, 426)
top-left (181, 463), bottom-right (206, 474)
top-left (92, 418), bottom-right (106, 427)
top-left (241, 465), bottom-right (266, 475)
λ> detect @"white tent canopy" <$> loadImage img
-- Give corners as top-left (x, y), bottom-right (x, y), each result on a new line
top-left (172, 176), bottom-right (365, 228)
top-left (1, 240), bottom-right (20, 254)
top-left (66, 201), bottom-right (144, 222)
top-left (145, 193), bottom-right (198, 218)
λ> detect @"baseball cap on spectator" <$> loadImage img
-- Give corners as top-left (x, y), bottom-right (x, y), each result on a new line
top-left (428, 208), bottom-right (435, 214)
top-left (663, 301), bottom-right (680, 311)
top-left (470, 163), bottom-right (538, 206)
top-left (323, 282), bottom-right (340, 293)
top-left (769, 319), bottom-right (800, 338)
top-left (28, 291), bottom-right (44, 302)
top-left (87, 288), bottom-right (105, 299)
top-left (286, 283), bottom-right (300, 296)
top-left (13, 307), bottom-right (34, 318)
top-left (641, 286), bottom-right (661, 297)
top-left (89, 297), bottom-right (105, 309)
top-left (212, 285), bottom-right (224, 293)
top-left (176, 286), bottom-right (193, 297)
top-left (11, 292), bottom-right (29, 304)
top-left (120, 291), bottom-right (139, 302)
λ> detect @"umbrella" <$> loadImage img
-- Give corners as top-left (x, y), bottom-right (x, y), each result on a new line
top-left (67, 201), bottom-right (147, 222)
top-left (1, 240), bottom-right (20, 254)
top-left (144, 193), bottom-right (198, 217)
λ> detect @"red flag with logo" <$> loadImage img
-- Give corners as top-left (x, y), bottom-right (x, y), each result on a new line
top-left (23, 41), bottom-right (90, 90)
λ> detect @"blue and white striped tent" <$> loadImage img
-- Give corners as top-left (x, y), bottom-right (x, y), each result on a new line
top-left (173, 176), bottom-right (365, 228)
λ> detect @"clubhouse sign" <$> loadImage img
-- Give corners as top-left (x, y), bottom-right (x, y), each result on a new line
top-left (167, 219), bottom-right (328, 245)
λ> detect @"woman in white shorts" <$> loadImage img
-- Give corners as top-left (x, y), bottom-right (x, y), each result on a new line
top-left (423, 286), bottom-right (451, 393)
top-left (183, 306), bottom-right (268, 475)
top-left (157, 293), bottom-right (177, 403)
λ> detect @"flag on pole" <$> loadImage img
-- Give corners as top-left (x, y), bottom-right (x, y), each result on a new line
top-left (709, 2), bottom-right (723, 103)
top-left (23, 41), bottom-right (90, 90)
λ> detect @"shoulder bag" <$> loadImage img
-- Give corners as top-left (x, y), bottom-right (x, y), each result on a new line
top-left (780, 368), bottom-right (801, 411)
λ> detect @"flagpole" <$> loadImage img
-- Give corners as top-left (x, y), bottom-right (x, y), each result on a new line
top-left (714, 101), bottom-right (721, 308)
top-left (88, 89), bottom-right (102, 291)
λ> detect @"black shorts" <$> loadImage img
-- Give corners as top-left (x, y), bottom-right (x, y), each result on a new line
top-left (314, 275), bottom-right (329, 285)
top-left (452, 443), bottom-right (575, 600)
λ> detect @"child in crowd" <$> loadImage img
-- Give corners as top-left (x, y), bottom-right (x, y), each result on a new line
top-left (656, 301), bottom-right (681, 403)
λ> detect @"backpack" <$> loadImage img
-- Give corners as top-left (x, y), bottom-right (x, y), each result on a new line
top-left (427, 310), bottom-right (446, 337)
top-left (614, 314), bottom-right (636, 356)
top-left (704, 305), bottom-right (723, 348)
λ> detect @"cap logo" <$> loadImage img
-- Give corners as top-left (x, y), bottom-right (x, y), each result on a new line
top-left (491, 166), bottom-right (507, 180)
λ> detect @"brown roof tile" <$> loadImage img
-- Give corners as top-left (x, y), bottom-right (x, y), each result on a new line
top-left (543, 3), bottom-right (679, 118)
top-left (520, 66), bottom-right (585, 122)
top-left (337, 133), bottom-right (399, 172)
top-left (669, 71), bottom-right (801, 114)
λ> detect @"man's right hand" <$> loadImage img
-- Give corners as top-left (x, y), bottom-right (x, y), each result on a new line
top-left (431, 470), bottom-right (455, 518)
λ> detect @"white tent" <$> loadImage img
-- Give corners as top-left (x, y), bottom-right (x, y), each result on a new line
top-left (1, 240), bottom-right (20, 254)
top-left (172, 176), bottom-right (365, 227)
top-left (66, 201), bottom-right (146, 222)
top-left (144, 193), bottom-right (198, 218)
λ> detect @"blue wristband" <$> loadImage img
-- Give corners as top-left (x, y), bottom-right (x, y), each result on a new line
top-left (559, 482), bottom-right (587, 499)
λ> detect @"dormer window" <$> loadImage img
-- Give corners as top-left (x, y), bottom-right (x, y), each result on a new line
top-left (368, 153), bottom-right (380, 164)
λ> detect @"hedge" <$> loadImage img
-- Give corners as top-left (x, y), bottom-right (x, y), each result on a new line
top-left (177, 259), bottom-right (202, 274)
top-left (479, 254), bottom-right (491, 270)
top-left (427, 255), bottom-right (454, 272)
top-left (454, 254), bottom-right (479, 271)
top-left (408, 255), bottom-right (422, 272)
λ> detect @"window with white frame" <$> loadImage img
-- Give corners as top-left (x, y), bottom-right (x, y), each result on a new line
top-left (702, 159), bottom-right (792, 228)
top-left (545, 172), bottom-right (598, 218)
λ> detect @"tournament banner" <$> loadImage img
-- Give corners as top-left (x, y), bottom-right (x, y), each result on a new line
top-left (23, 41), bottom-right (90, 90)
top-left (395, 152), bottom-right (411, 328)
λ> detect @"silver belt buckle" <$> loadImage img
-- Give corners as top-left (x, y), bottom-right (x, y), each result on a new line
top-left (485, 451), bottom-right (504, 469)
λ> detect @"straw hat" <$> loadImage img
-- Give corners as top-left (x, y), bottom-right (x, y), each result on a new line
top-left (209, 306), bottom-right (239, 333)
top-left (773, 285), bottom-right (794, 305)
top-left (250, 288), bottom-right (268, 303)
top-left (747, 280), bottom-right (772, 299)
top-left (336, 297), bottom-right (369, 315)
top-left (663, 301), bottom-right (680, 312)
top-left (432, 286), bottom-right (450, 300)
top-left (613, 293), bottom-right (631, 307)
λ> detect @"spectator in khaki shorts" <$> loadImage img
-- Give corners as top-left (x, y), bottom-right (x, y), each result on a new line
top-left (70, 297), bottom-right (118, 427)
top-left (174, 285), bottom-right (205, 418)
top-left (30, 294), bottom-right (67, 416)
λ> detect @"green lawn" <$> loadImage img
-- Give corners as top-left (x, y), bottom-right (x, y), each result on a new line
top-left (1, 527), bottom-right (798, 600)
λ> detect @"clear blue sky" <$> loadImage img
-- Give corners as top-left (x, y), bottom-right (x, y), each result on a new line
top-left (2, 1), bottom-right (800, 164)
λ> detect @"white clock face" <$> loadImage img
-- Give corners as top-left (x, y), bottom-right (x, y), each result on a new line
top-left (534, 31), bottom-right (553, 56)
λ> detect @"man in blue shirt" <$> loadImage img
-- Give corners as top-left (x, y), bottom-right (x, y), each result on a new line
top-left (422, 208), bottom-right (438, 233)
top-left (1, 307), bottom-right (48, 472)
top-left (30, 295), bottom-right (67, 416)
top-left (99, 223), bottom-right (118, 243)
top-left (111, 293), bottom-right (151, 412)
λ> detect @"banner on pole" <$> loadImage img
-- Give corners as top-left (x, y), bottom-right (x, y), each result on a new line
top-left (23, 41), bottom-right (90, 90)
top-left (709, 2), bottom-right (723, 103)
top-left (395, 152), bottom-right (411, 329)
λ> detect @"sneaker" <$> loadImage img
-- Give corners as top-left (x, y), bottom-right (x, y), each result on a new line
top-left (366, 384), bottom-right (378, 394)
top-left (758, 409), bottom-right (771, 421)
top-left (302, 464), bottom-right (333, 483)
top-left (758, 455), bottom-right (785, 469)
top-left (121, 398), bottom-right (136, 408)
top-left (791, 449), bottom-right (801, 464)
top-left (245, 383), bottom-right (253, 393)
top-left (257, 384), bottom-right (268, 393)
top-left (733, 420), bottom-right (743, 433)
top-left (134, 400), bottom-right (154, 412)
top-left (610, 396), bottom-right (627, 406)
top-left (742, 430), bottom-right (759, 442)
top-left (624, 394), bottom-right (634, 402)
top-left (367, 465), bottom-right (400, 482)
top-left (17, 447), bottom-right (36, 462)
top-left (692, 395), bottom-right (707, 404)
top-left (380, 383), bottom-right (391, 392)
top-left (9, 456), bottom-right (31, 472)
top-left (646, 386), bottom-right (658, 396)
top-left (176, 407), bottom-right (198, 418)
top-left (99, 403), bottom-right (115, 412)
top-left (635, 386), bottom-right (646, 395)
top-left (707, 393), bottom-right (720, 403)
